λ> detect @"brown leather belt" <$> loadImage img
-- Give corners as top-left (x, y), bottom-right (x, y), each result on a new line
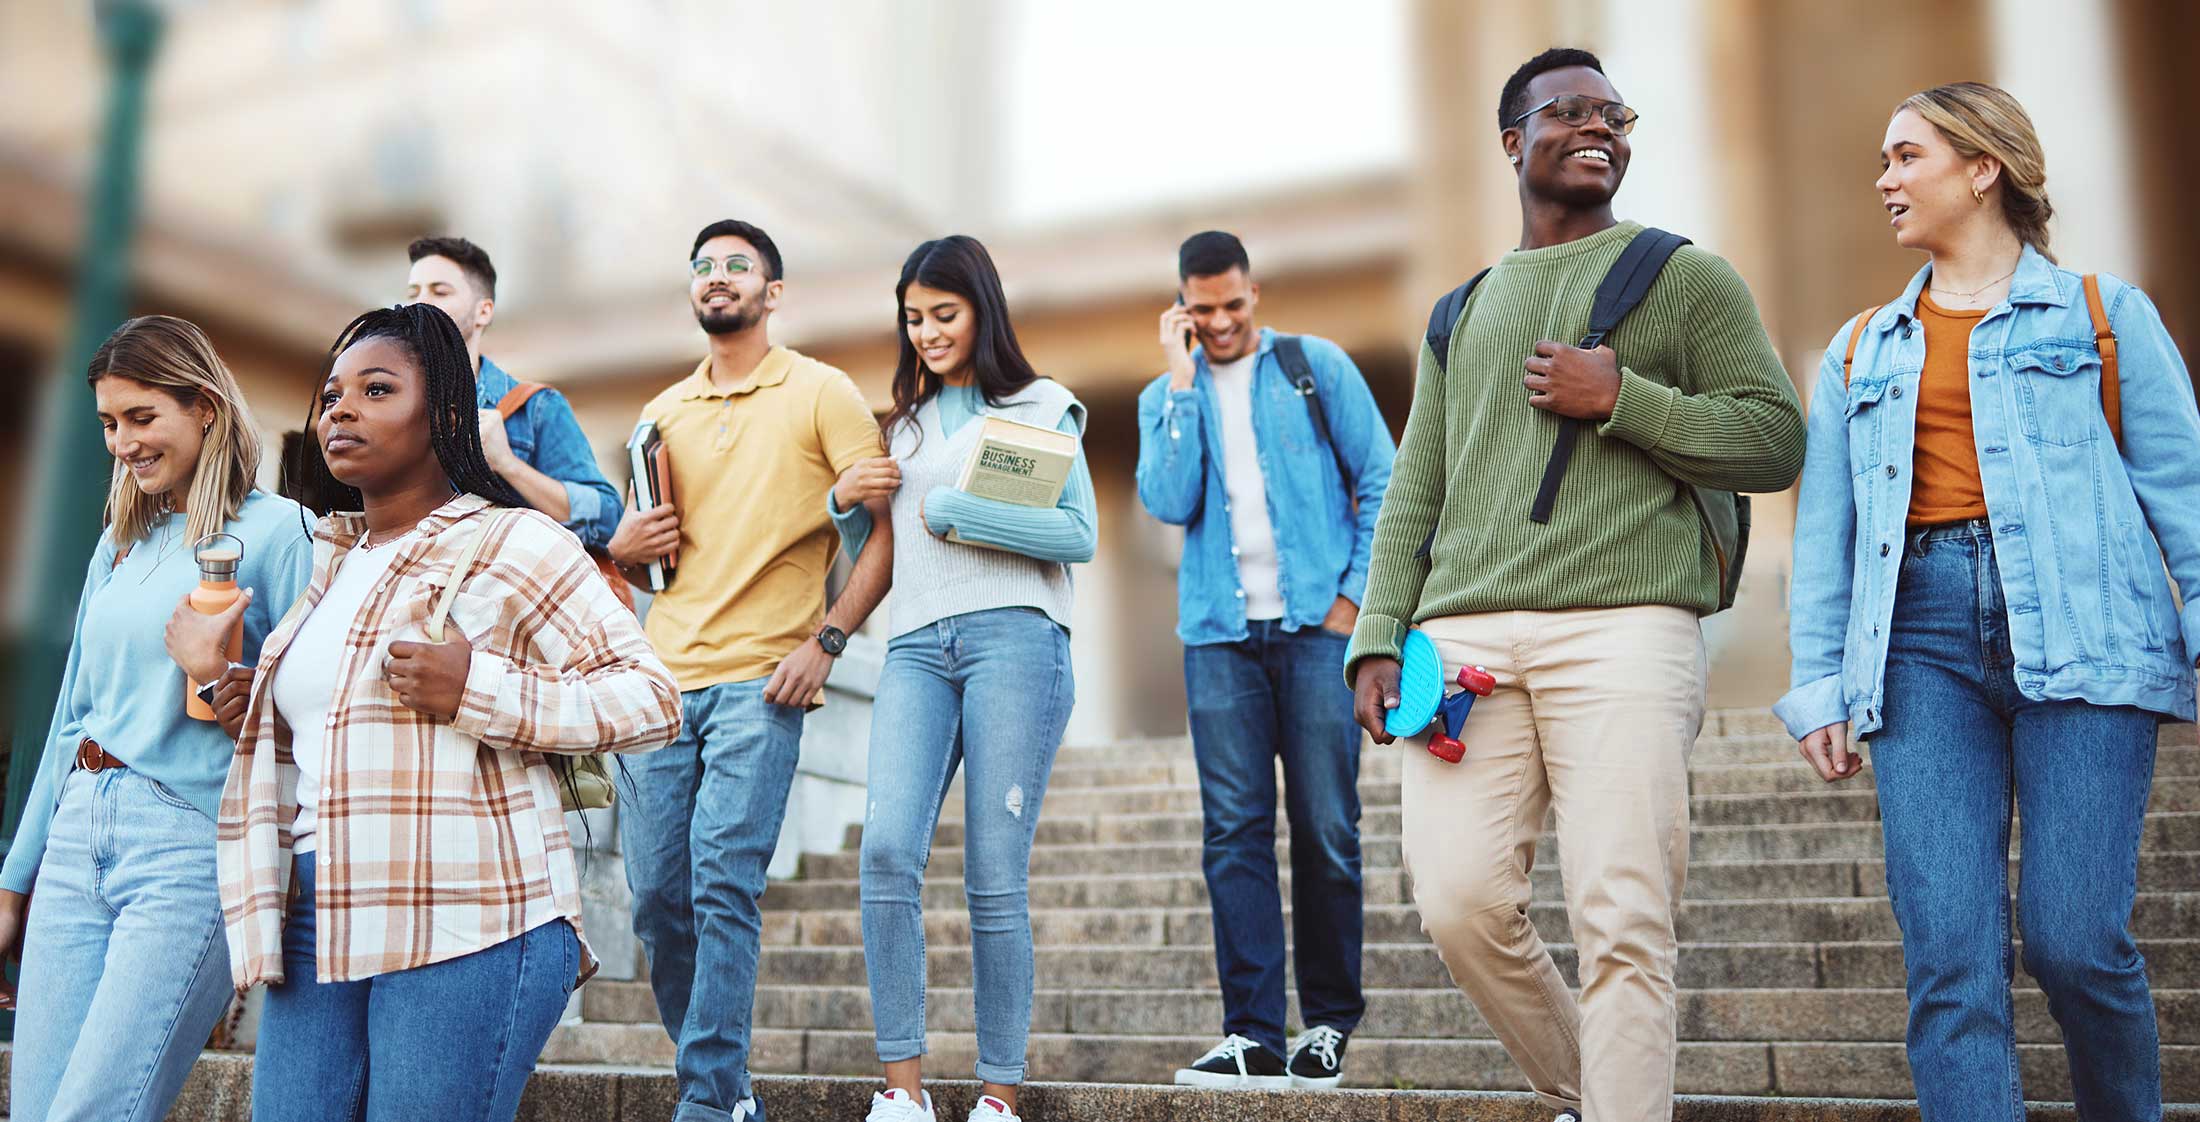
top-left (75, 738), bottom-right (126, 772)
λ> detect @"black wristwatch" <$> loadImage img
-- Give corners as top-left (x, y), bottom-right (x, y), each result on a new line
top-left (815, 625), bottom-right (848, 657)
top-left (196, 661), bottom-right (245, 705)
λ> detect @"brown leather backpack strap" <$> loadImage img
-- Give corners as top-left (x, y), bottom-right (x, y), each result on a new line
top-left (494, 382), bottom-right (550, 420)
top-left (2082, 274), bottom-right (2122, 449)
top-left (1843, 305), bottom-right (1884, 388)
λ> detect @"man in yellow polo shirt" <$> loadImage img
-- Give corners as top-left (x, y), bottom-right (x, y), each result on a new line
top-left (608, 219), bottom-right (894, 1122)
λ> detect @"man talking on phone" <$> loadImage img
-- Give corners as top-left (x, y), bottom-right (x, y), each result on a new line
top-left (1135, 231), bottom-right (1394, 1091)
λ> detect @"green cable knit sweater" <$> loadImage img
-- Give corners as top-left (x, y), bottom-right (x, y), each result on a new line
top-left (1344, 221), bottom-right (1806, 683)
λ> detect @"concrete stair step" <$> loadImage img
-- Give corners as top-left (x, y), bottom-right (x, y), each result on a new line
top-left (805, 811), bottom-right (2200, 879)
top-left (536, 1023), bottom-right (2200, 1099)
top-left (924, 774), bottom-right (2200, 827)
top-left (579, 981), bottom-right (2200, 1047)
top-left (7, 1047), bottom-right (2198, 1122)
top-left (745, 938), bottom-right (2200, 993)
top-left (1046, 743), bottom-right (2200, 794)
top-left (764, 894), bottom-right (2200, 950)
top-left (766, 852), bottom-right (2200, 912)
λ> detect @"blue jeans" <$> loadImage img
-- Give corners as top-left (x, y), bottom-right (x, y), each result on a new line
top-left (11, 768), bottom-right (233, 1122)
top-left (1872, 520), bottom-right (2161, 1119)
top-left (252, 855), bottom-right (579, 1122)
top-left (619, 678), bottom-right (805, 1122)
top-left (861, 608), bottom-right (1074, 1085)
top-left (1183, 621), bottom-right (1365, 1055)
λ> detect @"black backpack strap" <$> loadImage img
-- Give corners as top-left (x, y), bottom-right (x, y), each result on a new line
top-left (1528, 228), bottom-right (1692, 524)
top-left (1423, 268), bottom-right (1492, 377)
top-left (1274, 335), bottom-right (1354, 489)
top-left (1410, 268), bottom-right (1492, 561)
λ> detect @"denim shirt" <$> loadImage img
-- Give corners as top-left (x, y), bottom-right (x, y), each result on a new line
top-left (1135, 328), bottom-right (1395, 646)
top-left (1777, 246), bottom-right (2200, 740)
top-left (476, 357), bottom-right (622, 550)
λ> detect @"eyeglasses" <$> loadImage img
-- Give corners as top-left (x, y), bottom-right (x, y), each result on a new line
top-left (1509, 94), bottom-right (1639, 136)
top-left (690, 255), bottom-right (759, 280)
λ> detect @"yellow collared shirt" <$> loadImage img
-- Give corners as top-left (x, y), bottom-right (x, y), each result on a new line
top-left (638, 346), bottom-right (883, 690)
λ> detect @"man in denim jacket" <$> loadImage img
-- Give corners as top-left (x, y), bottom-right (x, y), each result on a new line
top-left (406, 236), bottom-right (622, 549)
top-left (1136, 231), bottom-right (1394, 1091)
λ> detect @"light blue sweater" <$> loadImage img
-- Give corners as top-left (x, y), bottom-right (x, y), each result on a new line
top-left (1, 491), bottom-right (314, 893)
top-left (831, 381), bottom-right (1097, 563)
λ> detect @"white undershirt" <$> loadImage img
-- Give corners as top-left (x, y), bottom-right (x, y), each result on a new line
top-left (1207, 352), bottom-right (1285, 620)
top-left (271, 538), bottom-right (406, 854)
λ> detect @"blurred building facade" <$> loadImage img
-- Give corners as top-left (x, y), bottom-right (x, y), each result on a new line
top-left (2, 0), bottom-right (2193, 780)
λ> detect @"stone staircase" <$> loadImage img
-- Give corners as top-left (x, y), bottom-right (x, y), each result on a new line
top-left (545, 710), bottom-right (2200, 1105)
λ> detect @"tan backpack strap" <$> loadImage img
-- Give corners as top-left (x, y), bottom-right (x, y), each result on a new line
top-left (1843, 306), bottom-right (1883, 388)
top-left (425, 514), bottom-right (501, 643)
top-left (2082, 274), bottom-right (2122, 448)
top-left (494, 382), bottom-right (550, 421)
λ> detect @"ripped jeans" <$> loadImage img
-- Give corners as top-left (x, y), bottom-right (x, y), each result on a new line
top-left (860, 607), bottom-right (1075, 1085)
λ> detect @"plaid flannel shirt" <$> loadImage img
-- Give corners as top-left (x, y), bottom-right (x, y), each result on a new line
top-left (218, 494), bottom-right (680, 989)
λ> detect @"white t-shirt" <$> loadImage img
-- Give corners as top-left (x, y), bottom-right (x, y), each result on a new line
top-left (1207, 352), bottom-right (1285, 620)
top-left (271, 537), bottom-right (407, 853)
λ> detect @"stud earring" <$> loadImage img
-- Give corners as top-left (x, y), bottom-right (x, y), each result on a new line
top-left (203, 420), bottom-right (212, 434)
top-left (1509, 155), bottom-right (1520, 166)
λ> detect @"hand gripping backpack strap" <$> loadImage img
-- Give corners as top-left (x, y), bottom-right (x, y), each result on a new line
top-left (2081, 273), bottom-right (2123, 449)
top-left (1529, 227), bottom-right (1692, 524)
top-left (1273, 335), bottom-right (1355, 490)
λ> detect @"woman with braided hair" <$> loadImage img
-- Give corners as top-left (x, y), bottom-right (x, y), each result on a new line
top-left (172, 303), bottom-right (682, 1121)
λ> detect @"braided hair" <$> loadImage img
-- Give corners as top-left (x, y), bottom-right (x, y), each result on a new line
top-left (289, 303), bottom-right (528, 516)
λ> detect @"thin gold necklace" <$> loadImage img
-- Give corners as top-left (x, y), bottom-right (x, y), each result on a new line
top-left (1930, 264), bottom-right (2018, 302)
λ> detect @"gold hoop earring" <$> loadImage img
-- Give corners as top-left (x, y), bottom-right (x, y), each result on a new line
top-left (1973, 184), bottom-right (1985, 205)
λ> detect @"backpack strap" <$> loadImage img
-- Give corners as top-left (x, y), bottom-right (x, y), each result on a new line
top-left (2082, 274), bottom-right (2122, 448)
top-left (494, 382), bottom-right (550, 421)
top-left (1842, 306), bottom-right (1885, 388)
top-left (424, 513), bottom-right (502, 644)
top-left (1423, 268), bottom-right (1492, 377)
top-left (1528, 228), bottom-right (1692, 524)
top-left (1273, 335), bottom-right (1355, 488)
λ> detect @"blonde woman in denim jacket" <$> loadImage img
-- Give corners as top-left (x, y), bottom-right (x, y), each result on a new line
top-left (1778, 83), bottom-right (2200, 1118)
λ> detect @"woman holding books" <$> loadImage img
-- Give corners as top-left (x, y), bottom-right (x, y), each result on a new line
top-left (829, 235), bottom-right (1095, 1122)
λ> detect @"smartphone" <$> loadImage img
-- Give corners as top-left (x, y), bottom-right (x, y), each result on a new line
top-left (1175, 293), bottom-right (1195, 352)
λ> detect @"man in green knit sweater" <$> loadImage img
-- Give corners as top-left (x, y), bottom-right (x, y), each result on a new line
top-left (1343, 49), bottom-right (1804, 1122)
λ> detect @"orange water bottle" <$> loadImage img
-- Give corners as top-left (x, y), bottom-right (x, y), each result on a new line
top-left (185, 532), bottom-right (244, 720)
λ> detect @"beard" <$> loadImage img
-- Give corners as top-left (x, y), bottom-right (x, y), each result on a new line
top-left (695, 297), bottom-right (762, 336)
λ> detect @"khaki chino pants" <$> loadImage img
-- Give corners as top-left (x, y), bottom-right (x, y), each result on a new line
top-left (1401, 606), bottom-right (1705, 1122)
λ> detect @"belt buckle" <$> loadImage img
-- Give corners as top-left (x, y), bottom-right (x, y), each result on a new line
top-left (76, 739), bottom-right (106, 772)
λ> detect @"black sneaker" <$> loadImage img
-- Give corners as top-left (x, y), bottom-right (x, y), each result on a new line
top-left (1286, 1026), bottom-right (1347, 1089)
top-left (1172, 1034), bottom-right (1291, 1089)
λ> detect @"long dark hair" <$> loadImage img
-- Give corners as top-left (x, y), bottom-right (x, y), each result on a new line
top-left (882, 236), bottom-right (1040, 450)
top-left (288, 303), bottom-right (527, 517)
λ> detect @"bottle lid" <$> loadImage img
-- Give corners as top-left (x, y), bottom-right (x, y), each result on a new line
top-left (194, 532), bottom-right (244, 581)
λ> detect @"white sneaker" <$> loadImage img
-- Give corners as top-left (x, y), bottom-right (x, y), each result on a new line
top-left (865, 1088), bottom-right (936, 1122)
top-left (965, 1094), bottom-right (1019, 1122)
top-left (732, 1097), bottom-right (759, 1121)
top-left (1554, 1111), bottom-right (1583, 1122)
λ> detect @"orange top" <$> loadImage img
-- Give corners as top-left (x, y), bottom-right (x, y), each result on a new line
top-left (1908, 292), bottom-right (1991, 526)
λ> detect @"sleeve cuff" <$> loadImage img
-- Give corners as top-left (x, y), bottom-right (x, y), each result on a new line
top-left (562, 482), bottom-right (601, 530)
top-left (1772, 674), bottom-right (1848, 741)
top-left (1342, 612), bottom-right (1409, 688)
top-left (2180, 603), bottom-right (2200, 669)
top-left (922, 487), bottom-right (957, 537)
top-left (1598, 367), bottom-right (1679, 450)
top-left (449, 650), bottom-right (512, 742)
